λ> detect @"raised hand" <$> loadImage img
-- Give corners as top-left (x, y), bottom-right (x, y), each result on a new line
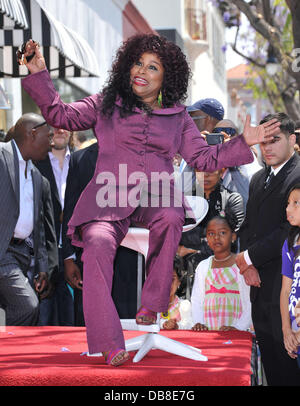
top-left (17, 39), bottom-right (46, 74)
top-left (242, 114), bottom-right (281, 146)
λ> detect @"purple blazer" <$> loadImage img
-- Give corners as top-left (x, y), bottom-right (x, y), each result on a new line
top-left (22, 69), bottom-right (253, 246)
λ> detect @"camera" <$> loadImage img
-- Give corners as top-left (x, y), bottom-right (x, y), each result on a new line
top-left (205, 133), bottom-right (224, 145)
top-left (16, 41), bottom-right (39, 65)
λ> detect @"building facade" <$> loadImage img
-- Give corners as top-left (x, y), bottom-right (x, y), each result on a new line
top-left (1, 0), bottom-right (228, 134)
top-left (227, 63), bottom-right (274, 130)
top-left (0, 0), bottom-right (154, 134)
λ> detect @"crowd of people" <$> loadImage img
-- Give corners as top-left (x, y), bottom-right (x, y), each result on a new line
top-left (0, 33), bottom-right (299, 383)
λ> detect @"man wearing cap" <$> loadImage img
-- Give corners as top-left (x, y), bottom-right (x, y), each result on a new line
top-left (179, 98), bottom-right (225, 195)
top-left (187, 98), bottom-right (225, 133)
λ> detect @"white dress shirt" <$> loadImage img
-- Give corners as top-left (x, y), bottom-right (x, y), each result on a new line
top-left (48, 147), bottom-right (71, 246)
top-left (13, 140), bottom-right (34, 240)
top-left (48, 147), bottom-right (71, 210)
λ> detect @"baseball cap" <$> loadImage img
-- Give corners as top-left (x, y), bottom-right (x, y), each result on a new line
top-left (187, 98), bottom-right (225, 121)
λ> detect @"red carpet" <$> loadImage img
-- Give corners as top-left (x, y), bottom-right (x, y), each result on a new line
top-left (0, 327), bottom-right (253, 386)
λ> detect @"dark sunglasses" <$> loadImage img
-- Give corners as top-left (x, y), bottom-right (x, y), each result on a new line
top-left (189, 114), bottom-right (208, 121)
top-left (213, 127), bottom-right (237, 137)
top-left (32, 122), bottom-right (54, 140)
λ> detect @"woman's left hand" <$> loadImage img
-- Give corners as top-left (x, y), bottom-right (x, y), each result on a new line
top-left (242, 114), bottom-right (281, 146)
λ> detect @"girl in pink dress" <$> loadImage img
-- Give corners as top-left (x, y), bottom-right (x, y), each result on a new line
top-left (191, 211), bottom-right (251, 331)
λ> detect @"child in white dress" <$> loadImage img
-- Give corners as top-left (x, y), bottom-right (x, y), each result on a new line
top-left (160, 256), bottom-right (193, 330)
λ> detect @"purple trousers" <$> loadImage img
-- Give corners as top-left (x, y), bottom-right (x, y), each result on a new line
top-left (81, 206), bottom-right (185, 354)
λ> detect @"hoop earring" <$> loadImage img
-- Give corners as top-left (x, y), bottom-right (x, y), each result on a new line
top-left (157, 90), bottom-right (163, 108)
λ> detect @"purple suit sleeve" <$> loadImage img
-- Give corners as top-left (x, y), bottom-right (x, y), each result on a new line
top-left (22, 69), bottom-right (99, 131)
top-left (178, 112), bottom-right (254, 172)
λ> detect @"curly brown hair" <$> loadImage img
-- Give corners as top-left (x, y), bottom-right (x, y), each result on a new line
top-left (100, 34), bottom-right (191, 118)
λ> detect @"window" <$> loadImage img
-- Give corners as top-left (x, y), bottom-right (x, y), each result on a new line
top-left (210, 12), bottom-right (226, 89)
top-left (185, 0), bottom-right (207, 41)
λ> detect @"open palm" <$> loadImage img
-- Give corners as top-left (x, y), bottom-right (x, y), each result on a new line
top-left (243, 114), bottom-right (281, 146)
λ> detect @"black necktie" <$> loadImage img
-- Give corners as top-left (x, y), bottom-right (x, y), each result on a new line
top-left (264, 171), bottom-right (274, 190)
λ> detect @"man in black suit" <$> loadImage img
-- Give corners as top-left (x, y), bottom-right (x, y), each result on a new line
top-left (62, 141), bottom-right (139, 325)
top-left (0, 113), bottom-right (56, 325)
top-left (237, 112), bottom-right (300, 385)
top-left (34, 128), bottom-right (74, 325)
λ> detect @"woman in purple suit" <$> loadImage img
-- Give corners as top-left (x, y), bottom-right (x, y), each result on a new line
top-left (20, 34), bottom-right (279, 366)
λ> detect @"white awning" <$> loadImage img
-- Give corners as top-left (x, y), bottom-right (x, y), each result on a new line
top-left (0, 0), bottom-right (100, 78)
top-left (0, 0), bottom-right (28, 28)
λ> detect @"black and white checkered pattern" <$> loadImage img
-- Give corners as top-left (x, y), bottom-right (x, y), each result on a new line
top-left (0, 0), bottom-right (99, 78)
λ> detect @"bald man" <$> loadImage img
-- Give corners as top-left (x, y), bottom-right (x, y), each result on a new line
top-left (0, 113), bottom-right (55, 325)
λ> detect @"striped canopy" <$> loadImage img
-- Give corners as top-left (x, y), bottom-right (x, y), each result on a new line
top-left (0, 0), bottom-right (100, 77)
